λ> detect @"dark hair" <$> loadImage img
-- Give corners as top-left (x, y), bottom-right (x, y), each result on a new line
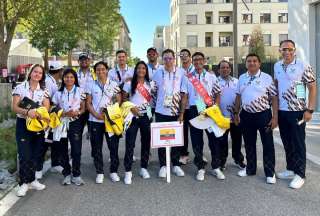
top-left (162, 49), bottom-right (175, 58)
top-left (217, 60), bottom-right (232, 69)
top-left (116, 49), bottom-right (127, 56)
top-left (180, 49), bottom-right (191, 57)
top-left (280, 39), bottom-right (295, 48)
top-left (131, 61), bottom-right (150, 95)
top-left (59, 68), bottom-right (79, 91)
top-left (245, 53), bottom-right (261, 63)
top-left (27, 64), bottom-right (46, 90)
top-left (94, 61), bottom-right (109, 72)
top-left (49, 69), bottom-right (61, 75)
top-left (192, 52), bottom-right (205, 59)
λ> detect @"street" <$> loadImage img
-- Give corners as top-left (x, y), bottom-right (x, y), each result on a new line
top-left (3, 125), bottom-right (320, 216)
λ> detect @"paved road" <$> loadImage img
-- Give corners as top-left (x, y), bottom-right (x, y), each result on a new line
top-left (4, 130), bottom-right (320, 216)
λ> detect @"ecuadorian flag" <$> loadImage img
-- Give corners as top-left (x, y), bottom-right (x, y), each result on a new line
top-left (160, 128), bottom-right (175, 140)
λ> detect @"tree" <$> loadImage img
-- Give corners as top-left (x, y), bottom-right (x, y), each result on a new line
top-left (249, 26), bottom-right (266, 63)
top-left (127, 56), bottom-right (141, 67)
top-left (0, 0), bottom-right (41, 68)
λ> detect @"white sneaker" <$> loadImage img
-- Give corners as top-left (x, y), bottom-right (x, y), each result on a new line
top-left (71, 176), bottom-right (85, 186)
top-left (35, 171), bottom-right (43, 179)
top-left (211, 168), bottom-right (225, 180)
top-left (158, 166), bottom-right (167, 178)
top-left (237, 169), bottom-right (248, 177)
top-left (16, 184), bottom-right (28, 197)
top-left (173, 166), bottom-right (185, 177)
top-left (133, 155), bottom-right (137, 162)
top-left (203, 156), bottom-right (208, 163)
top-left (124, 171), bottom-right (132, 185)
top-left (289, 175), bottom-right (305, 189)
top-left (110, 173), bottom-right (120, 182)
top-left (276, 170), bottom-right (295, 179)
top-left (139, 168), bottom-right (150, 179)
top-left (62, 175), bottom-right (71, 185)
top-left (29, 180), bottom-right (46, 190)
top-left (96, 174), bottom-right (104, 184)
top-left (50, 166), bottom-right (63, 173)
top-left (266, 175), bottom-right (276, 184)
top-left (196, 169), bottom-right (205, 181)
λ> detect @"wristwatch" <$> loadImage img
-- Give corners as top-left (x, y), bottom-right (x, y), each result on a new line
top-left (306, 109), bottom-right (314, 114)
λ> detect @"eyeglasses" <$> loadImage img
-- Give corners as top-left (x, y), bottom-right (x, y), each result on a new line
top-left (179, 53), bottom-right (190, 58)
top-left (279, 47), bottom-right (295, 52)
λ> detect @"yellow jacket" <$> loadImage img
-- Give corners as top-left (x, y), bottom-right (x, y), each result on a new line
top-left (26, 107), bottom-right (50, 132)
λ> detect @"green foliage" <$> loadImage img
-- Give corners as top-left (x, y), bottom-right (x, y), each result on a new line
top-left (0, 126), bottom-right (17, 171)
top-left (249, 26), bottom-right (266, 63)
top-left (127, 57), bottom-right (141, 67)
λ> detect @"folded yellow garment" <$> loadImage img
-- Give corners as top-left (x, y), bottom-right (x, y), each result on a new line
top-left (204, 105), bottom-right (230, 129)
top-left (26, 107), bottom-right (50, 132)
top-left (49, 109), bottom-right (63, 129)
top-left (104, 103), bottom-right (123, 135)
top-left (120, 101), bottom-right (135, 118)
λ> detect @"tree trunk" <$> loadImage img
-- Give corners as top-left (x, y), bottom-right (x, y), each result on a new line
top-left (44, 48), bottom-right (49, 71)
top-left (67, 50), bottom-right (72, 66)
top-left (0, 44), bottom-right (10, 69)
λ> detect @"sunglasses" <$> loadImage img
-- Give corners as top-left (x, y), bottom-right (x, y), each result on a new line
top-left (279, 48), bottom-right (295, 52)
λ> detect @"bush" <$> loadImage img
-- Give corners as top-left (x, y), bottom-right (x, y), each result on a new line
top-left (0, 126), bottom-right (17, 172)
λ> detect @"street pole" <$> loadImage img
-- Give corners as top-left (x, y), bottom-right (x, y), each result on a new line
top-left (233, 0), bottom-right (238, 78)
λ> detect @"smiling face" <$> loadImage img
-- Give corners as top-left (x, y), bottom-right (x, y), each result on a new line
top-left (163, 52), bottom-right (175, 69)
top-left (78, 58), bottom-right (90, 69)
top-left (192, 55), bottom-right (205, 71)
top-left (147, 50), bottom-right (158, 63)
top-left (63, 72), bottom-right (76, 88)
top-left (280, 41), bottom-right (296, 64)
top-left (29, 66), bottom-right (44, 82)
top-left (117, 52), bottom-right (127, 66)
top-left (180, 51), bottom-right (191, 64)
top-left (136, 63), bottom-right (147, 79)
top-left (95, 64), bottom-right (108, 80)
top-left (219, 62), bottom-right (231, 78)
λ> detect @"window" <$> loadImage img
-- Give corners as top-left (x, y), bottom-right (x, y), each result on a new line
top-left (205, 32), bottom-right (213, 47)
top-left (206, 0), bottom-right (212, 3)
top-left (279, 34), bottom-right (288, 44)
top-left (260, 13), bottom-right (271, 23)
top-left (278, 0), bottom-right (288, 2)
top-left (223, 0), bottom-right (233, 3)
top-left (187, 35), bottom-right (198, 47)
top-left (186, 15), bottom-right (197, 24)
top-left (186, 0), bottom-right (197, 3)
top-left (278, 13), bottom-right (288, 23)
top-left (263, 34), bottom-right (271, 46)
top-left (219, 16), bottom-right (232, 23)
top-left (260, 0), bottom-right (271, 2)
top-left (219, 35), bottom-right (232, 47)
top-left (243, 0), bottom-right (253, 2)
top-left (242, 34), bottom-right (250, 46)
top-left (205, 12), bottom-right (213, 24)
top-left (242, 14), bottom-right (252, 23)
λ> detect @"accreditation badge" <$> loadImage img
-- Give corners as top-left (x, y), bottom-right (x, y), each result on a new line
top-left (294, 81), bottom-right (306, 99)
top-left (147, 106), bottom-right (152, 120)
top-left (164, 94), bottom-right (173, 107)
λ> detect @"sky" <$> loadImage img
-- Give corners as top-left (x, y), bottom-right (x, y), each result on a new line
top-left (120, 0), bottom-right (170, 60)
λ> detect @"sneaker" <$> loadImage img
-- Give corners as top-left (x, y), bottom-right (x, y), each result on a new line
top-left (235, 161), bottom-right (246, 169)
top-left (139, 168), bottom-right (150, 179)
top-left (124, 171), bottom-right (132, 185)
top-left (220, 164), bottom-right (226, 171)
top-left (110, 173), bottom-right (120, 182)
top-left (237, 169), bottom-right (248, 177)
top-left (179, 156), bottom-right (190, 165)
top-left (29, 180), bottom-right (46, 190)
top-left (50, 166), bottom-right (63, 173)
top-left (276, 170), bottom-right (295, 179)
top-left (211, 168), bottom-right (225, 180)
top-left (62, 175), bottom-right (71, 185)
top-left (71, 176), bottom-right (85, 186)
top-left (289, 175), bottom-right (305, 189)
top-left (96, 174), bottom-right (104, 184)
top-left (158, 166), bottom-right (167, 178)
top-left (173, 166), bottom-right (185, 177)
top-left (266, 175), bottom-right (276, 184)
top-left (35, 171), bottom-right (43, 179)
top-left (133, 155), bottom-right (137, 162)
top-left (16, 184), bottom-right (28, 197)
top-left (203, 156), bottom-right (208, 163)
top-left (196, 169), bottom-right (205, 181)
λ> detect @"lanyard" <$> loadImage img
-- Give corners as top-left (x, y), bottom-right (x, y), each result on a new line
top-left (94, 79), bottom-right (111, 112)
top-left (162, 68), bottom-right (177, 94)
top-left (61, 86), bottom-right (78, 109)
top-left (241, 71), bottom-right (261, 94)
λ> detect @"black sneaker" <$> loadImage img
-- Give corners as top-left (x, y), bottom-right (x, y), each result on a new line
top-left (235, 161), bottom-right (246, 169)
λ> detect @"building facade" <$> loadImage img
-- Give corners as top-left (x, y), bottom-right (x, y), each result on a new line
top-left (170, 0), bottom-right (288, 64)
top-left (288, 0), bottom-right (320, 111)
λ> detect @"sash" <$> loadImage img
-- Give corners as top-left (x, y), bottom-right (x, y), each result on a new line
top-left (137, 83), bottom-right (152, 102)
top-left (187, 73), bottom-right (213, 106)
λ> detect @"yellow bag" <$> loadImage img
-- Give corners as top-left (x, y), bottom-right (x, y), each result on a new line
top-left (49, 108), bottom-right (63, 129)
top-left (204, 105), bottom-right (230, 129)
top-left (26, 107), bottom-right (50, 132)
top-left (104, 103), bottom-right (123, 135)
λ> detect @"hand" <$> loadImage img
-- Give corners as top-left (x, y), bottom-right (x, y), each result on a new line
top-left (27, 109), bottom-right (38, 119)
top-left (68, 110), bottom-right (80, 118)
top-left (130, 107), bottom-right (141, 116)
top-left (303, 110), bottom-right (313, 122)
top-left (178, 112), bottom-right (184, 124)
top-left (63, 111), bottom-right (74, 118)
top-left (268, 116), bottom-right (278, 129)
top-left (95, 112), bottom-right (105, 120)
top-left (234, 114), bottom-right (240, 126)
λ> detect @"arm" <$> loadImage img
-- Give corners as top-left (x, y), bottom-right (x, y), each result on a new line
top-left (86, 94), bottom-right (104, 120)
top-left (178, 92), bottom-right (188, 123)
top-left (234, 94), bottom-right (241, 126)
top-left (269, 95), bottom-right (278, 129)
top-left (214, 93), bottom-right (221, 106)
top-left (304, 81), bottom-right (317, 122)
top-left (12, 95), bottom-right (39, 119)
